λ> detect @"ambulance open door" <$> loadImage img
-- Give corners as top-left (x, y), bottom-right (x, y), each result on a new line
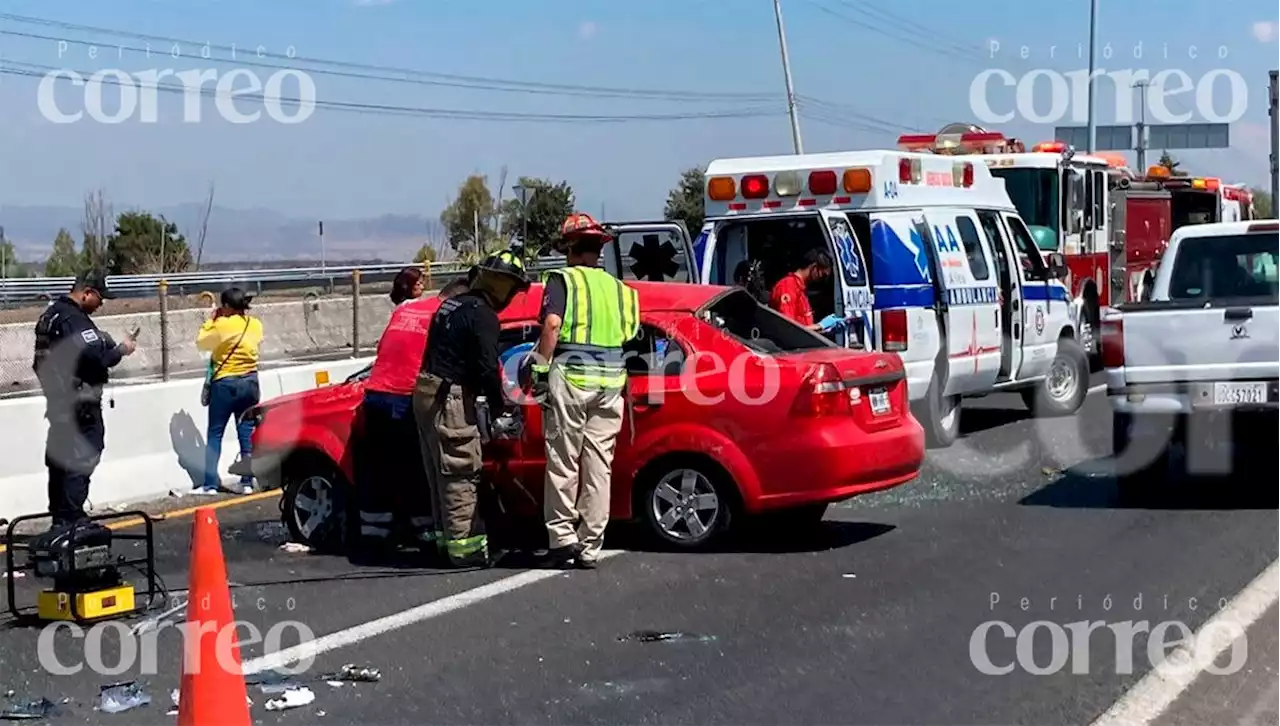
top-left (599, 221), bottom-right (696, 283)
top-left (818, 210), bottom-right (875, 350)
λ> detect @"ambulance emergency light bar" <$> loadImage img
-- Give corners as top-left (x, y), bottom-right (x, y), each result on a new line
top-left (706, 158), bottom-right (977, 208)
top-left (896, 130), bottom-right (1026, 155)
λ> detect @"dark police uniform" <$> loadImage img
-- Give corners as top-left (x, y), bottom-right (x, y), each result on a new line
top-left (32, 278), bottom-right (128, 525)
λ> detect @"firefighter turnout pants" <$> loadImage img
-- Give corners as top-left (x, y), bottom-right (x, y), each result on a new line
top-left (542, 366), bottom-right (624, 564)
top-left (45, 401), bottom-right (105, 526)
top-left (353, 390), bottom-right (435, 550)
top-left (413, 373), bottom-right (488, 567)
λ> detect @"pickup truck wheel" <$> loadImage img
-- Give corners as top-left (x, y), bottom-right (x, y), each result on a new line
top-left (1022, 337), bottom-right (1089, 417)
top-left (638, 461), bottom-right (733, 550)
top-left (281, 457), bottom-right (349, 553)
top-left (916, 374), bottom-right (960, 448)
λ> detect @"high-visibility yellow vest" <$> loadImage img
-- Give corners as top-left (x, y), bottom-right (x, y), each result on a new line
top-left (544, 266), bottom-right (639, 390)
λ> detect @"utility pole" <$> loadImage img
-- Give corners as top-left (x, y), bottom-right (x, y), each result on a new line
top-left (1270, 70), bottom-right (1278, 217)
top-left (1133, 79), bottom-right (1148, 170)
top-left (159, 225), bottom-right (166, 274)
top-left (1085, 0), bottom-right (1099, 153)
top-left (772, 0), bottom-right (804, 154)
top-left (318, 221), bottom-right (326, 274)
top-left (512, 183), bottom-right (535, 254)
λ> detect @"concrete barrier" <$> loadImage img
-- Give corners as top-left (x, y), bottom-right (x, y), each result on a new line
top-left (0, 294), bottom-right (395, 393)
top-left (0, 357), bottom-right (372, 522)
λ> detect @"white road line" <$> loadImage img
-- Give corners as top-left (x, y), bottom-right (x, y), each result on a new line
top-left (1088, 383), bottom-right (1106, 395)
top-left (1090, 558), bottom-right (1280, 726)
top-left (240, 550), bottom-right (624, 675)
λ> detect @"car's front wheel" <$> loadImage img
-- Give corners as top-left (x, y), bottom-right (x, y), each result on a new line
top-left (280, 454), bottom-right (350, 552)
top-left (637, 458), bottom-right (735, 550)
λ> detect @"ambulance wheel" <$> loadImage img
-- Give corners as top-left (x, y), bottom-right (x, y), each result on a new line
top-left (917, 375), bottom-right (961, 449)
top-left (1022, 337), bottom-right (1088, 417)
top-left (281, 453), bottom-right (350, 553)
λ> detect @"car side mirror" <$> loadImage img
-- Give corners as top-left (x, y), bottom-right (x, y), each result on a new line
top-left (1045, 252), bottom-right (1069, 280)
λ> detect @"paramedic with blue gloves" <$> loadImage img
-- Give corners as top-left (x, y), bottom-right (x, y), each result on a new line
top-left (769, 250), bottom-right (845, 333)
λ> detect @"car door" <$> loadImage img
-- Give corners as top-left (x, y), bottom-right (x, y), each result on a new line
top-left (921, 208), bottom-right (1002, 395)
top-left (819, 210), bottom-right (875, 349)
top-left (600, 221), bottom-right (696, 283)
top-left (977, 209), bottom-right (1024, 382)
top-left (1002, 213), bottom-right (1058, 380)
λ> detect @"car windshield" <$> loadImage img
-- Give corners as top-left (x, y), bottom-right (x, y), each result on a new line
top-left (992, 168), bottom-right (1059, 239)
top-left (1168, 232), bottom-right (1279, 302)
top-left (697, 288), bottom-right (834, 354)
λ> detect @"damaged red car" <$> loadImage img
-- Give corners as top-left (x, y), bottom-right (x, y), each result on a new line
top-left (247, 282), bottom-right (924, 550)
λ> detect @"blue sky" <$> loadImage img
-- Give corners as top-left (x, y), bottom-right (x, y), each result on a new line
top-left (0, 0), bottom-right (1276, 223)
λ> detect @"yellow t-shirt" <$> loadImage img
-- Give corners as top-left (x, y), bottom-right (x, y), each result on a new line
top-left (196, 314), bottom-right (264, 380)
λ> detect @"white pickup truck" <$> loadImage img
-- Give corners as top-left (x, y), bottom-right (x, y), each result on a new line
top-left (1102, 220), bottom-right (1279, 493)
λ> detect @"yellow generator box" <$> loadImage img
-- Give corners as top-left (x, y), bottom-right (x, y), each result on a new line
top-left (37, 585), bottom-right (136, 622)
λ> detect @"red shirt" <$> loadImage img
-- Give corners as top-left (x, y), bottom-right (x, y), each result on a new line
top-left (366, 297), bottom-right (442, 395)
top-left (769, 273), bottom-right (813, 326)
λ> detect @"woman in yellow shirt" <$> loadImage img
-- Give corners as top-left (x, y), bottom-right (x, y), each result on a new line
top-left (195, 288), bottom-right (264, 494)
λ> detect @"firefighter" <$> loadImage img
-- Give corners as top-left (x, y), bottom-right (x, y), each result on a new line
top-left (527, 213), bottom-right (639, 569)
top-left (413, 252), bottom-right (529, 568)
top-left (352, 276), bottom-right (471, 559)
top-left (32, 271), bottom-right (137, 526)
top-left (769, 249), bottom-right (844, 333)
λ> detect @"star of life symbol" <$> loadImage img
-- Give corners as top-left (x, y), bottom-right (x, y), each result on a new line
top-left (906, 227), bottom-right (932, 282)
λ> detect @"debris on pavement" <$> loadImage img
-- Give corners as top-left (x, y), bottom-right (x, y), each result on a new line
top-left (323, 665), bottom-right (381, 683)
top-left (617, 630), bottom-right (715, 644)
top-left (98, 681), bottom-right (150, 713)
top-left (0, 697), bottom-right (58, 720)
top-left (278, 542), bottom-right (312, 554)
top-left (1041, 467), bottom-right (1062, 478)
top-left (263, 687), bottom-right (315, 711)
top-left (842, 573), bottom-right (857, 579)
top-left (0, 571), bottom-right (24, 580)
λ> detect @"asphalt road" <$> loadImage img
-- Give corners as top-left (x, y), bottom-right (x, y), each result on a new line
top-left (1, 379), bottom-right (1275, 725)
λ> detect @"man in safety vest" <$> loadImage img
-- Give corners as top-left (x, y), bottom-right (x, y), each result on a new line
top-left (528, 213), bottom-right (640, 569)
top-left (414, 251), bottom-right (529, 568)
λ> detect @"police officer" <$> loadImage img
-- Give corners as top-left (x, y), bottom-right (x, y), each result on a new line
top-left (32, 271), bottom-right (137, 526)
top-left (528, 213), bottom-right (639, 569)
top-left (413, 251), bottom-right (530, 568)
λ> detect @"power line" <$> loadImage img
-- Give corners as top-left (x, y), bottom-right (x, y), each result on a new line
top-left (0, 12), bottom-right (778, 102)
top-left (831, 0), bottom-right (986, 59)
top-left (800, 0), bottom-right (987, 67)
top-left (0, 59), bottom-right (784, 123)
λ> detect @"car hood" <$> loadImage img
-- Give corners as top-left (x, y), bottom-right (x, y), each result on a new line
top-left (257, 380), bottom-right (364, 414)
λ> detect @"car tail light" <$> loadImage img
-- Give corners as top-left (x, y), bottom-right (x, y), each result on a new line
top-left (1100, 315), bottom-right (1124, 369)
top-left (792, 362), bottom-right (851, 417)
top-left (1248, 221), bottom-right (1278, 233)
top-left (881, 309), bottom-right (908, 352)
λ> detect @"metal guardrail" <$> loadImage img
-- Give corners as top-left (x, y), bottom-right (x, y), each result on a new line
top-left (0, 258), bottom-right (565, 305)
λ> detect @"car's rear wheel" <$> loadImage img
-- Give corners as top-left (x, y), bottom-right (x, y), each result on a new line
top-left (280, 454), bottom-right (349, 553)
top-left (637, 458), bottom-right (735, 550)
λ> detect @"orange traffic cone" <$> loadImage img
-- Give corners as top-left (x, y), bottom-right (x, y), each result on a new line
top-left (177, 508), bottom-right (251, 726)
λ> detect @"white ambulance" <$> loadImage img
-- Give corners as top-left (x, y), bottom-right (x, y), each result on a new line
top-left (694, 150), bottom-right (1089, 447)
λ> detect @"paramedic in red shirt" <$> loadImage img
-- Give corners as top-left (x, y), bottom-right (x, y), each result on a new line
top-left (769, 249), bottom-right (844, 333)
top-left (352, 276), bottom-right (469, 559)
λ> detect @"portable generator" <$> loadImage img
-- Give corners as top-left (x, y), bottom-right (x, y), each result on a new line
top-left (4, 511), bottom-right (159, 624)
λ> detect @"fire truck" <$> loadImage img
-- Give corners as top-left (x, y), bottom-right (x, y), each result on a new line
top-left (897, 124), bottom-right (1113, 357)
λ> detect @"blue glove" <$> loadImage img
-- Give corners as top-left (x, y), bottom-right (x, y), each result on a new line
top-left (818, 314), bottom-right (843, 332)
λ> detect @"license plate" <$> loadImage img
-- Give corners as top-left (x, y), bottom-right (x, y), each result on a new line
top-left (868, 387), bottom-right (891, 415)
top-left (1212, 382), bottom-right (1268, 406)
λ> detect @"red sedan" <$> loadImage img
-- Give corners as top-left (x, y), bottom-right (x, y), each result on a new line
top-left (247, 282), bottom-right (924, 550)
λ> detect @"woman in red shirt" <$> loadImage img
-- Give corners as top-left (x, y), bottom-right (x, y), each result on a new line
top-left (768, 249), bottom-right (843, 333)
top-left (353, 277), bottom-right (468, 558)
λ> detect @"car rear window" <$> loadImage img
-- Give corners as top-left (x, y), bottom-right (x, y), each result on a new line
top-left (698, 288), bottom-right (834, 354)
top-left (1168, 232), bottom-right (1279, 302)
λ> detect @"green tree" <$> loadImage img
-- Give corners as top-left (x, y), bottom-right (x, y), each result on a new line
top-left (500, 177), bottom-right (576, 255)
top-left (0, 240), bottom-right (17, 278)
top-left (664, 167), bottom-right (706, 236)
top-left (413, 243), bottom-right (438, 263)
top-left (45, 228), bottom-right (83, 277)
top-left (107, 211), bottom-right (193, 274)
top-left (441, 175), bottom-right (497, 254)
top-left (1156, 151), bottom-right (1188, 177)
top-left (1250, 187), bottom-right (1275, 219)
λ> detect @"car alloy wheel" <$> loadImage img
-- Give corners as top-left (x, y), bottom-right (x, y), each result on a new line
top-left (649, 468), bottom-right (722, 545)
top-left (285, 470), bottom-right (347, 550)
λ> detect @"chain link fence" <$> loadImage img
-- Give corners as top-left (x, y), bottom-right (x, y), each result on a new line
top-left (0, 270), bottom-right (442, 396)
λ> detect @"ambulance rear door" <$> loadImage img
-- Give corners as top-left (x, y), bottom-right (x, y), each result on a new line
top-left (818, 209), bottom-right (875, 349)
top-left (920, 208), bottom-right (1002, 396)
top-left (600, 221), bottom-right (696, 283)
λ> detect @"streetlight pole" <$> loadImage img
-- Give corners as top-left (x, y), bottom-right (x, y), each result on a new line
top-left (1086, 0), bottom-right (1099, 153)
top-left (772, 0), bottom-right (804, 154)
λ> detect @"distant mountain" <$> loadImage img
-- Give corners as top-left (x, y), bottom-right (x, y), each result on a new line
top-left (0, 203), bottom-right (453, 265)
